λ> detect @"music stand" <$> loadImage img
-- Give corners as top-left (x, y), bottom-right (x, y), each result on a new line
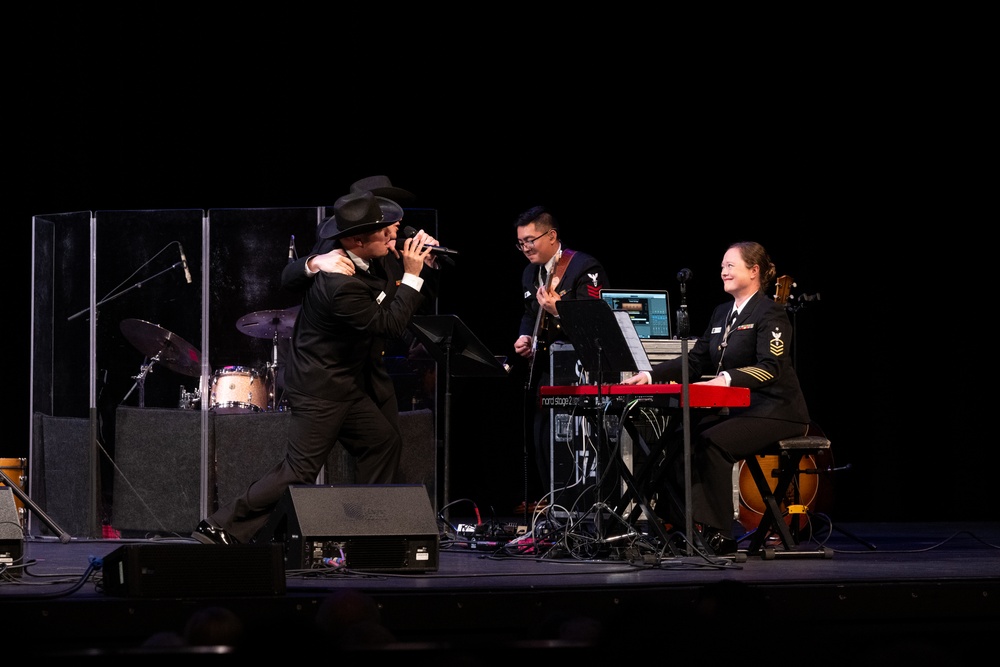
top-left (554, 299), bottom-right (668, 543)
top-left (554, 299), bottom-right (651, 382)
top-left (409, 315), bottom-right (509, 518)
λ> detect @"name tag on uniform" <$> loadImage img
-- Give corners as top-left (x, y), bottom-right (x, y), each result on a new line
top-left (376, 291), bottom-right (386, 304)
top-left (711, 326), bottom-right (723, 334)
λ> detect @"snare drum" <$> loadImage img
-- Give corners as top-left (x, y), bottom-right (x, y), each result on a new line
top-left (210, 366), bottom-right (267, 413)
top-left (0, 457), bottom-right (27, 528)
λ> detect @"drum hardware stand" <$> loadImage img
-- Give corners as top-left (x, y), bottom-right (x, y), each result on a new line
top-left (265, 331), bottom-right (281, 412)
top-left (0, 468), bottom-right (71, 543)
top-left (122, 356), bottom-right (158, 408)
top-left (119, 319), bottom-right (202, 408)
top-left (178, 384), bottom-right (202, 409)
top-left (235, 307), bottom-right (299, 412)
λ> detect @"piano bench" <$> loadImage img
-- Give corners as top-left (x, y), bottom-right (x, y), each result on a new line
top-left (741, 434), bottom-right (834, 559)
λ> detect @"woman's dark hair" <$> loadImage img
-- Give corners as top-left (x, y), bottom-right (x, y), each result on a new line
top-left (729, 241), bottom-right (776, 294)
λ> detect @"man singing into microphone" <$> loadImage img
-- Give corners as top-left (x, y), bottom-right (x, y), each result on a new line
top-left (278, 176), bottom-right (445, 404)
top-left (281, 175), bottom-right (444, 296)
top-left (193, 190), bottom-right (435, 545)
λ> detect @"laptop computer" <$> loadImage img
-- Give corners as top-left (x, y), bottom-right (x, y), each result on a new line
top-left (599, 289), bottom-right (679, 359)
top-left (599, 289), bottom-right (671, 339)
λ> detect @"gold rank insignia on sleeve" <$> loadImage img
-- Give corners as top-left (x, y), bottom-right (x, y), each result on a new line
top-left (770, 329), bottom-right (785, 356)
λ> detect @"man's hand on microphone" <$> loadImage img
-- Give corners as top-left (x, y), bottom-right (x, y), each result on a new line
top-left (400, 228), bottom-right (441, 268)
top-left (395, 226), bottom-right (448, 268)
top-left (400, 231), bottom-right (433, 275)
top-left (419, 230), bottom-right (442, 268)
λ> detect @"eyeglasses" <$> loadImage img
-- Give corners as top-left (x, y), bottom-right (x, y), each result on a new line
top-left (515, 228), bottom-right (555, 251)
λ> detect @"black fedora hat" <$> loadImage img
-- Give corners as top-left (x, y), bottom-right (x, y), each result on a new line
top-left (349, 175), bottom-right (415, 204)
top-left (319, 191), bottom-right (403, 240)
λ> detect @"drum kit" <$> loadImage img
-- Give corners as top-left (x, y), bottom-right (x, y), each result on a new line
top-left (119, 306), bottom-right (300, 413)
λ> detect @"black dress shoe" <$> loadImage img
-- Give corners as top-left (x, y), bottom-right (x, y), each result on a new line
top-left (702, 527), bottom-right (738, 556)
top-left (192, 520), bottom-right (237, 545)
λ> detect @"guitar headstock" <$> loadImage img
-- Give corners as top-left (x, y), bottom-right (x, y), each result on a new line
top-left (774, 275), bottom-right (794, 305)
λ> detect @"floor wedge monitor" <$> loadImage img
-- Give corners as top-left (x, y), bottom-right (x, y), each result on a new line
top-left (258, 484), bottom-right (439, 573)
top-left (101, 543), bottom-right (286, 598)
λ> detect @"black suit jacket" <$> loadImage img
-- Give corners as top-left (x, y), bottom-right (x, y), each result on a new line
top-left (283, 268), bottom-right (424, 404)
top-left (649, 290), bottom-right (810, 423)
top-left (281, 237), bottom-right (443, 362)
top-left (518, 248), bottom-right (610, 346)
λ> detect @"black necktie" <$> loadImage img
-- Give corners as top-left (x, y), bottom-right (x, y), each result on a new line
top-left (721, 310), bottom-right (738, 348)
top-left (717, 309), bottom-right (739, 372)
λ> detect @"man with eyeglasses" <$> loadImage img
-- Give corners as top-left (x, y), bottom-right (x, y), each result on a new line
top-left (512, 205), bottom-right (611, 514)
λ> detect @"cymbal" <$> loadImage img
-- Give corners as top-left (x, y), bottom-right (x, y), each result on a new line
top-left (236, 306), bottom-right (300, 340)
top-left (120, 318), bottom-right (202, 377)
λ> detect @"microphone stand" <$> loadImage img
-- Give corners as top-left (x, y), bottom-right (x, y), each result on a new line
top-left (676, 275), bottom-right (694, 555)
top-left (66, 262), bottom-right (185, 322)
top-left (594, 337), bottom-right (607, 539)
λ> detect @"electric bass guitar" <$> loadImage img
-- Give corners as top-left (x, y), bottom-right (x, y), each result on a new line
top-left (525, 249), bottom-right (574, 387)
top-left (525, 267), bottom-right (555, 388)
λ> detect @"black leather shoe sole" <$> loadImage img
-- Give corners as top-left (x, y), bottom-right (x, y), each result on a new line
top-left (192, 520), bottom-right (236, 545)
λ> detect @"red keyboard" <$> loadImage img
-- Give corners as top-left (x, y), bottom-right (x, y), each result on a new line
top-left (539, 383), bottom-right (750, 409)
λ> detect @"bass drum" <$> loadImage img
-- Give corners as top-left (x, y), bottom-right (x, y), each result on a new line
top-left (210, 366), bottom-right (267, 413)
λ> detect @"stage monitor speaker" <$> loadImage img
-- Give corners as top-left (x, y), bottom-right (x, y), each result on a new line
top-left (101, 543), bottom-right (286, 598)
top-left (258, 484), bottom-right (439, 573)
top-left (0, 488), bottom-right (23, 578)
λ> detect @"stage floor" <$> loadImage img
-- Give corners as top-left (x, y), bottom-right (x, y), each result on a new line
top-left (3, 519), bottom-right (999, 663)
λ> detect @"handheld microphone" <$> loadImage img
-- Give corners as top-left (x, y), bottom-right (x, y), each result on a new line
top-left (395, 226), bottom-right (459, 255)
top-left (178, 243), bottom-right (192, 284)
top-left (288, 235), bottom-right (296, 264)
top-left (676, 268), bottom-right (692, 283)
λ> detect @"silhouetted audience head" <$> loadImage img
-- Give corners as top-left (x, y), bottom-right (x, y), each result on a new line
top-left (183, 605), bottom-right (245, 648)
top-left (140, 630), bottom-right (186, 649)
top-left (314, 588), bottom-right (396, 648)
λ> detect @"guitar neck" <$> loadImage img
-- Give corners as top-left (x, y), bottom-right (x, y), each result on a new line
top-left (530, 270), bottom-right (555, 350)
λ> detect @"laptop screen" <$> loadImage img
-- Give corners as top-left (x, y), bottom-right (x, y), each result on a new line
top-left (599, 289), bottom-right (671, 339)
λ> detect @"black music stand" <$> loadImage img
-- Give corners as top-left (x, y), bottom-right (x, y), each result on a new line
top-left (409, 315), bottom-right (509, 518)
top-left (554, 299), bottom-right (650, 383)
top-left (553, 300), bottom-right (664, 543)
